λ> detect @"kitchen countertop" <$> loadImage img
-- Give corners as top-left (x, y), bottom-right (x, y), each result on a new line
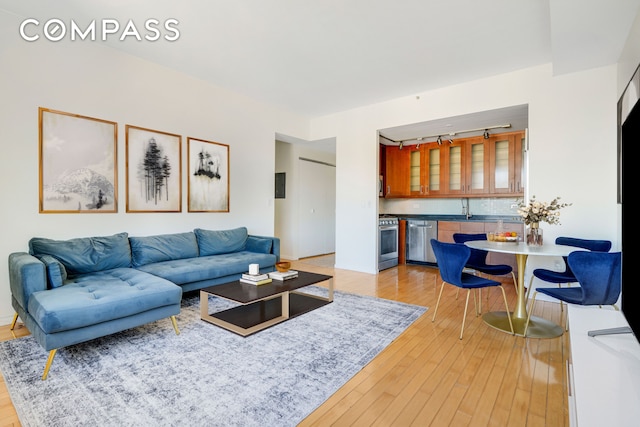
top-left (381, 214), bottom-right (523, 223)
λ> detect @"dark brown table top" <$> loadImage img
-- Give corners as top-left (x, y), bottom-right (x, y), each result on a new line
top-left (200, 270), bottom-right (332, 304)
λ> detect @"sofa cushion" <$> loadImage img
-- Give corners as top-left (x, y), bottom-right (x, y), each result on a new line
top-left (29, 233), bottom-right (131, 276)
top-left (27, 268), bottom-right (182, 334)
top-left (194, 227), bottom-right (248, 256)
top-left (136, 251), bottom-right (276, 285)
top-left (129, 232), bottom-right (199, 268)
top-left (245, 236), bottom-right (273, 254)
top-left (37, 255), bottom-right (67, 289)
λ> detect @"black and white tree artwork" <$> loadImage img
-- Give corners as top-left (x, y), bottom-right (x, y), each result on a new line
top-left (126, 126), bottom-right (181, 212)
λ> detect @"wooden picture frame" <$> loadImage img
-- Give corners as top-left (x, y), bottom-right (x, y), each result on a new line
top-left (187, 137), bottom-right (230, 212)
top-left (39, 107), bottom-right (118, 213)
top-left (126, 125), bottom-right (182, 212)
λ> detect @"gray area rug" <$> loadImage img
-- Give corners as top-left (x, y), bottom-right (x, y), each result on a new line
top-left (0, 287), bottom-right (427, 427)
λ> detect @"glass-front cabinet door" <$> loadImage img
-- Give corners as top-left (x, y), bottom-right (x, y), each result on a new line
top-left (409, 146), bottom-right (427, 196)
top-left (465, 137), bottom-right (489, 194)
top-left (426, 143), bottom-right (441, 195)
top-left (445, 140), bottom-right (466, 195)
top-left (489, 131), bottom-right (524, 195)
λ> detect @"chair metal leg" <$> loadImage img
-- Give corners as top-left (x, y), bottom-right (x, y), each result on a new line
top-left (525, 275), bottom-right (535, 301)
top-left (9, 313), bottom-right (18, 330)
top-left (499, 285), bottom-right (515, 334)
top-left (524, 291), bottom-right (538, 337)
top-left (460, 289), bottom-right (471, 339)
top-left (42, 349), bottom-right (57, 380)
top-left (510, 271), bottom-right (518, 295)
top-left (170, 315), bottom-right (180, 335)
top-left (432, 281), bottom-right (446, 322)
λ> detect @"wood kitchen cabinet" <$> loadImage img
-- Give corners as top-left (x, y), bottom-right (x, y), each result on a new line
top-left (489, 131), bottom-right (525, 195)
top-left (464, 137), bottom-right (490, 194)
top-left (442, 139), bottom-right (466, 195)
top-left (384, 145), bottom-right (410, 197)
top-left (437, 221), bottom-right (484, 243)
top-left (382, 131), bottom-right (524, 198)
top-left (408, 145), bottom-right (427, 196)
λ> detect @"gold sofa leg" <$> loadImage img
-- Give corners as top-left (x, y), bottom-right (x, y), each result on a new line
top-left (171, 316), bottom-right (180, 335)
top-left (38, 315), bottom-right (179, 380)
top-left (9, 313), bottom-right (18, 330)
top-left (42, 349), bottom-right (57, 380)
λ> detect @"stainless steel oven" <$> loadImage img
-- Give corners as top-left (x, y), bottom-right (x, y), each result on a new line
top-left (378, 216), bottom-right (399, 271)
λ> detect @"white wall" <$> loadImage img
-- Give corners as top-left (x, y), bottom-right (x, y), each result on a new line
top-left (311, 64), bottom-right (620, 274)
top-left (0, 11), bottom-right (310, 323)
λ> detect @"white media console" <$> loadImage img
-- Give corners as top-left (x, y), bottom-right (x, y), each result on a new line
top-left (567, 305), bottom-right (640, 426)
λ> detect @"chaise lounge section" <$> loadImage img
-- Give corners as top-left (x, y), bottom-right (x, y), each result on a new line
top-left (8, 227), bottom-right (280, 379)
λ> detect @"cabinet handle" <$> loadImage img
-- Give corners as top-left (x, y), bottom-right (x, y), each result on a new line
top-left (387, 186), bottom-right (390, 194)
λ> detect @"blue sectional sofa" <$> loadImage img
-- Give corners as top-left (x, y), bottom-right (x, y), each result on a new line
top-left (8, 227), bottom-right (280, 379)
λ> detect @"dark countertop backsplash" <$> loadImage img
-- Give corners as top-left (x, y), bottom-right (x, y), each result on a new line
top-left (381, 214), bottom-right (523, 223)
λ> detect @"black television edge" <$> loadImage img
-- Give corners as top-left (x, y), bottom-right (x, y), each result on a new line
top-left (588, 63), bottom-right (637, 339)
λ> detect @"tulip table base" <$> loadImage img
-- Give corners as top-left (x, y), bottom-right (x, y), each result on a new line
top-left (483, 311), bottom-right (564, 338)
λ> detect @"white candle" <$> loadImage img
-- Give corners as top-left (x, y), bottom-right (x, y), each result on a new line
top-left (249, 263), bottom-right (259, 275)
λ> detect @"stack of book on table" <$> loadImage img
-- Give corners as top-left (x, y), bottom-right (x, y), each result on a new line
top-left (239, 273), bottom-right (272, 285)
top-left (268, 270), bottom-right (299, 281)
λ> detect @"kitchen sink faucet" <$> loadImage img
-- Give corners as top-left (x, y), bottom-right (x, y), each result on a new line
top-left (461, 198), bottom-right (472, 220)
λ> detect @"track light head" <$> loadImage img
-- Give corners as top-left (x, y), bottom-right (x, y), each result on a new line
top-left (398, 141), bottom-right (403, 150)
top-left (448, 137), bottom-right (454, 143)
top-left (437, 136), bottom-right (442, 145)
top-left (483, 129), bottom-right (490, 139)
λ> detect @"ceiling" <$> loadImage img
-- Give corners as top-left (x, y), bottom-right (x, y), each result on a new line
top-left (2, 0), bottom-right (639, 147)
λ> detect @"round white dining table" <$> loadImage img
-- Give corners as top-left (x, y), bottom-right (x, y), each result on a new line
top-left (465, 241), bottom-right (580, 338)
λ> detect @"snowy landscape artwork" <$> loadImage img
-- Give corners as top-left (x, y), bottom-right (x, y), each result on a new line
top-left (187, 137), bottom-right (229, 212)
top-left (126, 125), bottom-right (182, 212)
top-left (39, 108), bottom-right (117, 213)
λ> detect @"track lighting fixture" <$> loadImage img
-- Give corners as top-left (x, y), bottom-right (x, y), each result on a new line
top-left (391, 124), bottom-right (510, 146)
top-left (398, 141), bottom-right (403, 150)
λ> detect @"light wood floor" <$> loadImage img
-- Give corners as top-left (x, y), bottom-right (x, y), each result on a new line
top-left (0, 255), bottom-right (569, 427)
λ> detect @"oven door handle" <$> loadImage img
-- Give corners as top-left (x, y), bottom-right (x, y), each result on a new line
top-left (379, 225), bottom-right (398, 230)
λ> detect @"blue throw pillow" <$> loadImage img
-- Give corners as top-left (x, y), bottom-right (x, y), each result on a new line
top-left (37, 255), bottom-right (68, 289)
top-left (245, 236), bottom-right (273, 254)
top-left (129, 232), bottom-right (199, 267)
top-left (29, 233), bottom-right (131, 276)
top-left (194, 227), bottom-right (248, 256)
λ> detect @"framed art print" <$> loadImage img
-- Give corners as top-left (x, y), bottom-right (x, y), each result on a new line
top-left (126, 125), bottom-right (182, 212)
top-left (39, 107), bottom-right (118, 213)
top-left (187, 137), bottom-right (229, 212)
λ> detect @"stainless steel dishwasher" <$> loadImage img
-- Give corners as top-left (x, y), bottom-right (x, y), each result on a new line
top-left (406, 220), bottom-right (438, 263)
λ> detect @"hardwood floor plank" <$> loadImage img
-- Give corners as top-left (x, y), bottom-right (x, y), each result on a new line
top-left (0, 256), bottom-right (569, 427)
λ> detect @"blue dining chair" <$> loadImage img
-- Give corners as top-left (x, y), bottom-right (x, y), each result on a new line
top-left (453, 233), bottom-right (518, 294)
top-left (524, 251), bottom-right (621, 336)
top-left (526, 237), bottom-right (612, 303)
top-left (430, 239), bottom-right (514, 339)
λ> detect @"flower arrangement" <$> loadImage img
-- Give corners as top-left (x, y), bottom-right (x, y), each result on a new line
top-left (517, 196), bottom-right (571, 226)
